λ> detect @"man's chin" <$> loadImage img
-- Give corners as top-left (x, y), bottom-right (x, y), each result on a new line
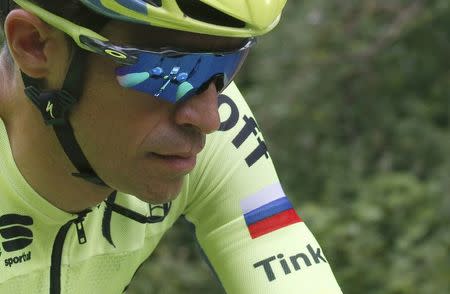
top-left (135, 179), bottom-right (184, 204)
top-left (139, 191), bottom-right (180, 205)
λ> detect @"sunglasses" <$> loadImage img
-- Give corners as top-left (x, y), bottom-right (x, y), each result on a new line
top-left (80, 36), bottom-right (254, 103)
top-left (14, 0), bottom-right (255, 103)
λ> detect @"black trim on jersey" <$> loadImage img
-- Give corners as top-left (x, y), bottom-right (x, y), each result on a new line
top-left (102, 191), bottom-right (171, 247)
top-left (50, 221), bottom-right (72, 294)
top-left (50, 211), bottom-right (90, 294)
top-left (104, 195), bottom-right (171, 224)
top-left (102, 191), bottom-right (117, 247)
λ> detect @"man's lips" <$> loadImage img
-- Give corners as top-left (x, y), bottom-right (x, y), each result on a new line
top-left (148, 152), bottom-right (198, 173)
top-left (152, 152), bottom-right (195, 159)
top-left (143, 133), bottom-right (205, 173)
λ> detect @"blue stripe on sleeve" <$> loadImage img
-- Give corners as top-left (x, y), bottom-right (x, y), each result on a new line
top-left (243, 197), bottom-right (293, 225)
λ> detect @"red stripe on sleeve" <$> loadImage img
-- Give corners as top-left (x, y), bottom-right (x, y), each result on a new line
top-left (247, 208), bottom-right (302, 239)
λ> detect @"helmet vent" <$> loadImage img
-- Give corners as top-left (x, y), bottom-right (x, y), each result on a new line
top-left (143, 0), bottom-right (162, 7)
top-left (176, 0), bottom-right (245, 28)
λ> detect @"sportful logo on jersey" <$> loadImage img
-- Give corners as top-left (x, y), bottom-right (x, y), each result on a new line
top-left (0, 214), bottom-right (33, 252)
top-left (0, 214), bottom-right (33, 267)
top-left (240, 183), bottom-right (302, 239)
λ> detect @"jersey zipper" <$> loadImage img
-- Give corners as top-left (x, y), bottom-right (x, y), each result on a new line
top-left (50, 210), bottom-right (90, 294)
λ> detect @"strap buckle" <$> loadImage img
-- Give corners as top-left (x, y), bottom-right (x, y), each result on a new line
top-left (24, 86), bottom-right (77, 125)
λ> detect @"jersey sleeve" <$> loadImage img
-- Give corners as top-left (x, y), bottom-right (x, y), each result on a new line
top-left (183, 83), bottom-right (342, 294)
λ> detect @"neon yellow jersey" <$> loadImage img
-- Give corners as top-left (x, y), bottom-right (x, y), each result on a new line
top-left (0, 83), bottom-right (342, 294)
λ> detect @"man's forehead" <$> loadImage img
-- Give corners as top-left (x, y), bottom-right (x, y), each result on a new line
top-left (101, 20), bottom-right (247, 52)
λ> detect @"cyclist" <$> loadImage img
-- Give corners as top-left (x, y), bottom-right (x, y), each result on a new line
top-left (0, 0), bottom-right (343, 293)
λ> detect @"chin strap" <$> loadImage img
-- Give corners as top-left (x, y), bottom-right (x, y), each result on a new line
top-left (21, 48), bottom-right (107, 186)
top-left (0, 0), bottom-right (9, 14)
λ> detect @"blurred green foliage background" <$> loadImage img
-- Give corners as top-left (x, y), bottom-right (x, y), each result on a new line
top-left (128, 0), bottom-right (449, 293)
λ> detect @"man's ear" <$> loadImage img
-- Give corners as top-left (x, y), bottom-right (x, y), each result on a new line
top-left (4, 9), bottom-right (67, 80)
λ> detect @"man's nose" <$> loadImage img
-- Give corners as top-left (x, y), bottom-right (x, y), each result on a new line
top-left (174, 82), bottom-right (220, 134)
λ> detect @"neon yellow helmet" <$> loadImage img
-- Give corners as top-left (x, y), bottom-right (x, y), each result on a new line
top-left (13, 0), bottom-right (288, 53)
top-left (77, 0), bottom-right (287, 37)
top-left (13, 0), bottom-right (287, 38)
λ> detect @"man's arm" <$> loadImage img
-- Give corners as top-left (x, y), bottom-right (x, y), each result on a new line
top-left (184, 83), bottom-right (342, 293)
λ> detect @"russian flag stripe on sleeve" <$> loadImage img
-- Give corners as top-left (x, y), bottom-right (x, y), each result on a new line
top-left (240, 183), bottom-right (285, 214)
top-left (240, 183), bottom-right (303, 239)
top-left (247, 209), bottom-right (302, 239)
top-left (243, 197), bottom-right (293, 225)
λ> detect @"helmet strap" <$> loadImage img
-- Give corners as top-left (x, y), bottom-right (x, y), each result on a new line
top-left (21, 47), bottom-right (107, 186)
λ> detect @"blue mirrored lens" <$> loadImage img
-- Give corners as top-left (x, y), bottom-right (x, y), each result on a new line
top-left (115, 42), bottom-right (253, 103)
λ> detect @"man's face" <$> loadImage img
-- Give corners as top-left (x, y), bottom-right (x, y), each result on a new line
top-left (68, 21), bottom-right (245, 204)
